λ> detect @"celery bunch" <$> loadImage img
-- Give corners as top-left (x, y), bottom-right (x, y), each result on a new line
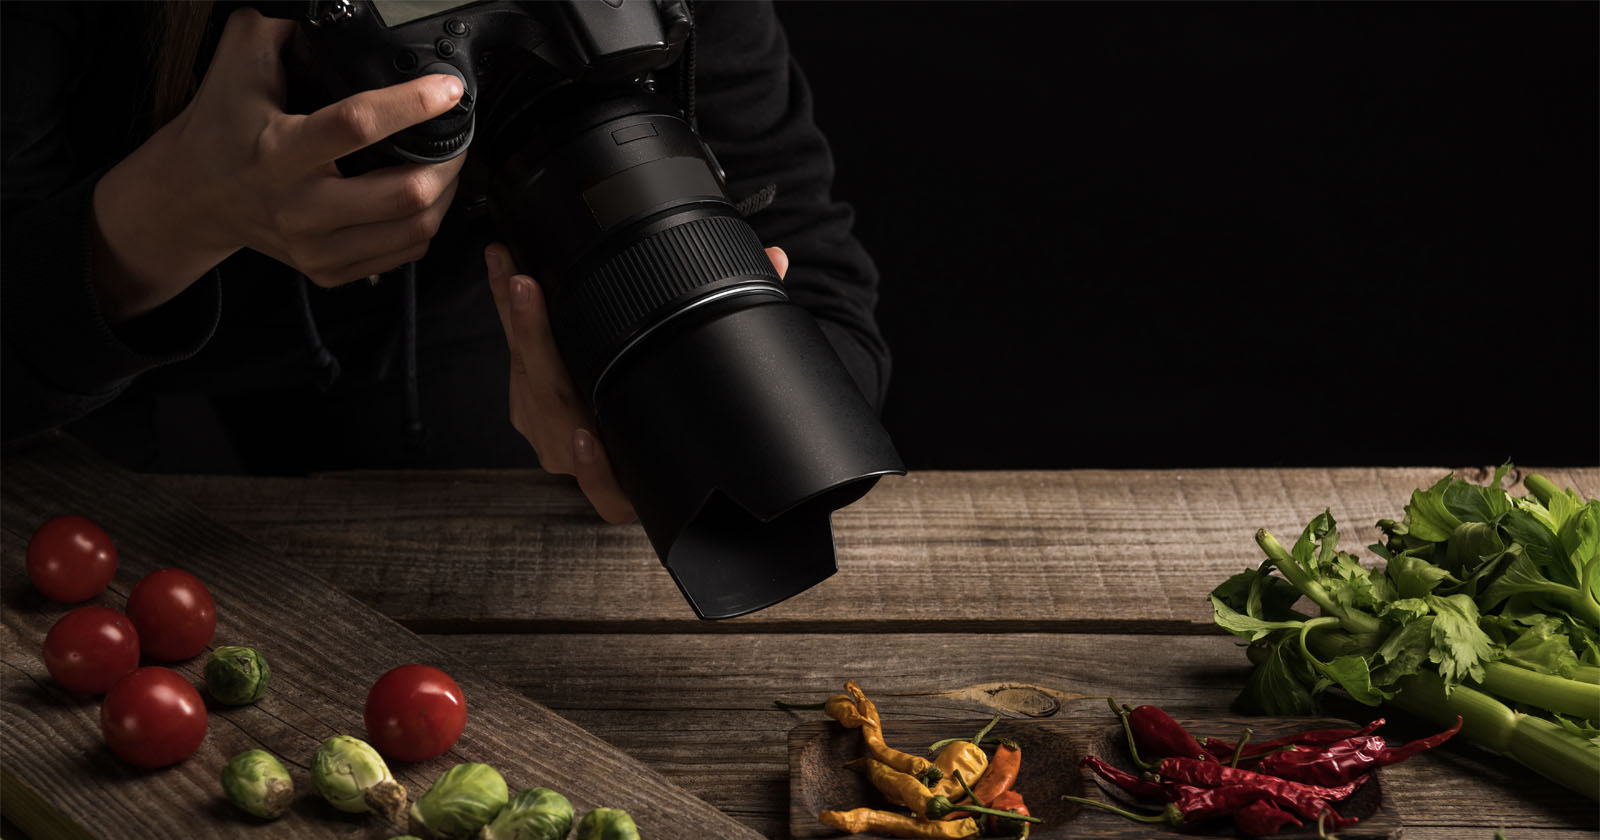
top-left (1210, 467), bottom-right (1600, 797)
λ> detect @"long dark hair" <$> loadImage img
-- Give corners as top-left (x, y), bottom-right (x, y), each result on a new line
top-left (150, 1), bottom-right (215, 129)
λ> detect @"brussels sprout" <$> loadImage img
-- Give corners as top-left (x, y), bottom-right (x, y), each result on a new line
top-left (407, 762), bottom-right (508, 839)
top-left (311, 735), bottom-right (408, 822)
top-left (204, 646), bottom-right (271, 705)
top-left (575, 808), bottom-right (639, 840)
top-left (481, 787), bottom-right (573, 840)
top-left (220, 749), bottom-right (293, 819)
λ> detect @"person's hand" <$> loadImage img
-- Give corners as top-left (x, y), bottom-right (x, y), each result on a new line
top-left (92, 8), bottom-right (468, 320)
top-left (485, 242), bottom-right (791, 524)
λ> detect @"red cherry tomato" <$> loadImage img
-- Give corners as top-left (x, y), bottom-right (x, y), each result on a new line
top-left (99, 667), bottom-right (207, 768)
top-left (364, 664), bottom-right (467, 762)
top-left (124, 569), bottom-right (216, 662)
top-left (27, 515), bottom-right (118, 603)
top-left (42, 606), bottom-right (141, 694)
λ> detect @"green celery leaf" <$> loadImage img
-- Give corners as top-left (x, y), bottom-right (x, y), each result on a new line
top-left (1499, 615), bottom-right (1580, 677)
top-left (1234, 633), bottom-right (1320, 716)
top-left (1381, 598), bottom-right (1432, 625)
top-left (1424, 593), bottom-right (1501, 687)
top-left (1557, 501), bottom-right (1600, 583)
top-left (1322, 654), bottom-right (1392, 706)
top-left (1209, 566), bottom-right (1304, 622)
top-left (1444, 521), bottom-right (1506, 574)
top-left (1480, 551), bottom-right (1591, 616)
top-left (1548, 489), bottom-right (1582, 534)
top-left (1443, 479), bottom-right (1511, 524)
top-left (1291, 511), bottom-right (1336, 573)
top-left (1387, 551), bottom-right (1457, 599)
top-left (1324, 553), bottom-right (1386, 614)
top-left (1553, 715), bottom-right (1600, 749)
top-left (1371, 616), bottom-right (1434, 687)
top-left (1297, 620), bottom-right (1391, 706)
top-left (1502, 506), bottom-right (1580, 588)
top-left (1405, 476), bottom-right (1464, 543)
top-left (1491, 462), bottom-right (1513, 489)
top-left (1211, 595), bottom-right (1305, 642)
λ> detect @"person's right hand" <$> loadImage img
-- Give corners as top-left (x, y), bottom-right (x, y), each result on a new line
top-left (92, 8), bottom-right (468, 321)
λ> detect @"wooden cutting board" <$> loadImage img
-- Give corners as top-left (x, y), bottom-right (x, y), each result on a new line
top-left (789, 715), bottom-right (1399, 839)
top-left (0, 436), bottom-right (762, 839)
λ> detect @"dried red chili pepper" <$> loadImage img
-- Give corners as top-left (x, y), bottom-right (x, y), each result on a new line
top-left (1065, 784), bottom-right (1359, 830)
top-left (1079, 754), bottom-right (1168, 802)
top-left (1155, 756), bottom-right (1366, 802)
top-left (1109, 698), bottom-right (1212, 767)
top-left (1202, 719), bottom-right (1385, 762)
top-left (1233, 799), bottom-right (1302, 837)
top-left (1256, 716), bottom-right (1462, 786)
top-left (1063, 784), bottom-right (1267, 826)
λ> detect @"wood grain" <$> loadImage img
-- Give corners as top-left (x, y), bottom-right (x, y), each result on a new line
top-left (150, 466), bottom-right (1600, 630)
top-left (0, 437), bottom-right (761, 840)
top-left (428, 632), bottom-right (1598, 839)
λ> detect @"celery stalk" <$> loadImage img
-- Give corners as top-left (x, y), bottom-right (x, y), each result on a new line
top-left (1391, 670), bottom-right (1600, 797)
top-left (1471, 662), bottom-right (1600, 720)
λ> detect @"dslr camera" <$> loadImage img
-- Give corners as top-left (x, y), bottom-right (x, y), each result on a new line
top-left (268, 0), bottom-right (903, 619)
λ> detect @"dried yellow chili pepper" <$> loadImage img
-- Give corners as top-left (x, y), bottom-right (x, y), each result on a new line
top-left (819, 808), bottom-right (980, 838)
top-left (927, 716), bottom-right (999, 800)
top-left (927, 741), bottom-right (988, 800)
top-left (846, 758), bottom-right (1043, 826)
top-left (836, 681), bottom-right (939, 783)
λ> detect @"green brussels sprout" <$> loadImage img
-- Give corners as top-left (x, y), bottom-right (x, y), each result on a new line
top-left (407, 762), bottom-right (508, 839)
top-left (204, 646), bottom-right (272, 705)
top-left (481, 787), bottom-right (573, 840)
top-left (220, 749), bottom-right (293, 819)
top-left (311, 735), bottom-right (408, 822)
top-left (575, 808), bottom-right (639, 840)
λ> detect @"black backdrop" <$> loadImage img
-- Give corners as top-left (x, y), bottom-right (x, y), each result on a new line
top-left (775, 2), bottom-right (1599, 470)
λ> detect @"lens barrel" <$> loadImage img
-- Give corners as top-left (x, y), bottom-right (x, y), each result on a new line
top-left (489, 90), bottom-right (904, 618)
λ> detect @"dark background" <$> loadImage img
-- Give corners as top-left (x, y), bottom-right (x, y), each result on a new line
top-left (777, 1), bottom-right (1599, 470)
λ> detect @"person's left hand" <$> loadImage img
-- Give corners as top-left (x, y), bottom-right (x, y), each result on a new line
top-left (485, 242), bottom-right (791, 524)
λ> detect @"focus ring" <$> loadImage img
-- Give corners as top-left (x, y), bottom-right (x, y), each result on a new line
top-left (556, 214), bottom-right (781, 396)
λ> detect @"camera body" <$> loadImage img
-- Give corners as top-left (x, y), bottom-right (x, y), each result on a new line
top-left (273, 0), bottom-right (905, 619)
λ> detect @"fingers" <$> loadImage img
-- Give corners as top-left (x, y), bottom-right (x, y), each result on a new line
top-left (299, 176), bottom-right (458, 287)
top-left (499, 270), bottom-right (589, 472)
top-left (292, 74), bottom-right (464, 166)
top-left (574, 430), bottom-right (638, 524)
top-left (765, 245), bottom-right (790, 279)
top-left (310, 155), bottom-right (467, 227)
top-left (217, 8), bottom-right (298, 68)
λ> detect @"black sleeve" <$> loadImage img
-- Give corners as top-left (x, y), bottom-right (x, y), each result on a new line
top-left (1, 3), bottom-right (221, 445)
top-left (686, 1), bottom-right (892, 411)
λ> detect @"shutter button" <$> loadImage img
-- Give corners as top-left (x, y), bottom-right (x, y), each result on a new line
top-left (445, 18), bottom-right (469, 36)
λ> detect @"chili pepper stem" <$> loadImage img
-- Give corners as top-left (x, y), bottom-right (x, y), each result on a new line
top-left (774, 699), bottom-right (828, 709)
top-left (954, 770), bottom-right (979, 806)
top-left (939, 802), bottom-right (1042, 824)
top-left (1230, 729), bottom-right (1253, 768)
top-left (1060, 795), bottom-right (1173, 825)
top-left (1107, 697), bottom-right (1157, 770)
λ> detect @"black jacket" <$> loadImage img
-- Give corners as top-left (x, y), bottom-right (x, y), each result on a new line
top-left (1, 1), bottom-right (888, 471)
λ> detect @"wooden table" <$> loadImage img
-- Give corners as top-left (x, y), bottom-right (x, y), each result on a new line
top-left (4, 436), bottom-right (1596, 838)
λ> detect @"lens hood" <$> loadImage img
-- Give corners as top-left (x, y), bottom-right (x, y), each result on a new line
top-left (595, 296), bottom-right (904, 620)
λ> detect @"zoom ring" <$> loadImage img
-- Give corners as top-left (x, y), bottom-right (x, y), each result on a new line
top-left (557, 214), bottom-right (782, 396)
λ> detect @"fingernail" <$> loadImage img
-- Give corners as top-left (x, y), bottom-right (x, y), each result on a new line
top-left (436, 74), bottom-right (464, 102)
top-left (511, 277), bottom-right (531, 312)
top-left (573, 429), bottom-right (597, 465)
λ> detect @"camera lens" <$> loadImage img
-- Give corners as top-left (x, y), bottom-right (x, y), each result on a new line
top-left (488, 90), bottom-right (903, 618)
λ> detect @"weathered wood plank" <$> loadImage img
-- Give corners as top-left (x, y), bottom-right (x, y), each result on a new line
top-left (427, 632), bottom-right (1598, 839)
top-left (150, 466), bottom-right (1600, 628)
top-left (0, 437), bottom-right (760, 840)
